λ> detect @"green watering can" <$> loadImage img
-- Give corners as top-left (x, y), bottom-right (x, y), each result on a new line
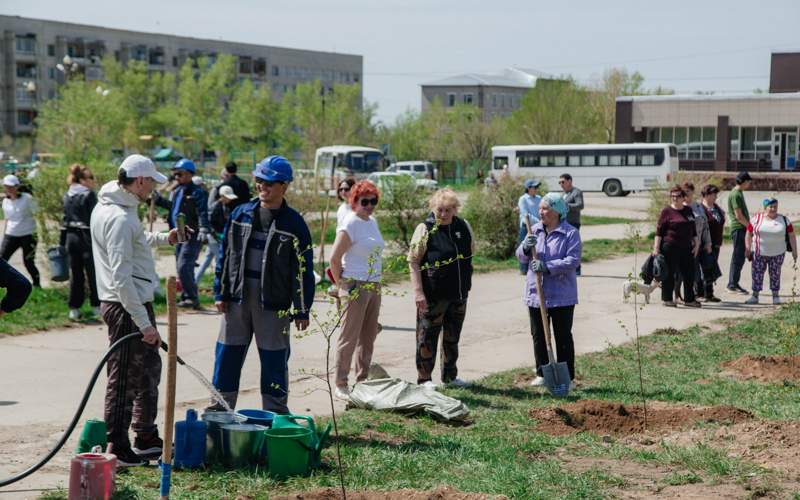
top-left (271, 414), bottom-right (331, 468)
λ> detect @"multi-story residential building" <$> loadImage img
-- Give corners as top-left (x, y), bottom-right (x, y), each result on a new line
top-left (616, 52), bottom-right (800, 172)
top-left (0, 15), bottom-right (362, 137)
top-left (420, 67), bottom-right (554, 121)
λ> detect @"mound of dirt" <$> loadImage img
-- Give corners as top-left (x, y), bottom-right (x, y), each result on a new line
top-left (721, 354), bottom-right (800, 382)
top-left (529, 400), bottom-right (752, 436)
top-left (273, 486), bottom-right (507, 500)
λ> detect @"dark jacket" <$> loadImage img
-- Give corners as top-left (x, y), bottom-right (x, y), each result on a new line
top-left (209, 199), bottom-right (233, 239)
top-left (155, 182), bottom-right (210, 236)
top-left (420, 213), bottom-right (473, 301)
top-left (221, 175), bottom-right (252, 209)
top-left (60, 186), bottom-right (98, 247)
top-left (0, 258), bottom-right (32, 313)
top-left (213, 198), bottom-right (314, 320)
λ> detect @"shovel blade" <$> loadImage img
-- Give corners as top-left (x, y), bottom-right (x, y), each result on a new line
top-left (542, 361), bottom-right (571, 398)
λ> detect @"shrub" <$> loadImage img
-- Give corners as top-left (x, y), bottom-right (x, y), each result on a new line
top-left (462, 175), bottom-right (525, 260)
top-left (646, 172), bottom-right (724, 227)
top-left (378, 175), bottom-right (429, 253)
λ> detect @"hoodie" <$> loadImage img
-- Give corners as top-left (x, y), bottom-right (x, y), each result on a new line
top-left (90, 181), bottom-right (170, 330)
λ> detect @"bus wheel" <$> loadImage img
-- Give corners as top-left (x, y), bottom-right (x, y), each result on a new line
top-left (603, 179), bottom-right (624, 197)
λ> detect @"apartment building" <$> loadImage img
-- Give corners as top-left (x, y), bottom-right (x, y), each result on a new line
top-left (420, 68), bottom-right (554, 121)
top-left (0, 15), bottom-right (362, 137)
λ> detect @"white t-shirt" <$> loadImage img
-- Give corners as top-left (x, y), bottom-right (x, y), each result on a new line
top-left (340, 212), bottom-right (384, 282)
top-left (2, 193), bottom-right (37, 237)
top-left (749, 212), bottom-right (792, 257)
top-left (336, 202), bottom-right (352, 231)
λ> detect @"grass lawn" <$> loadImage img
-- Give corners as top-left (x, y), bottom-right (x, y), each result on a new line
top-left (41, 304), bottom-right (800, 499)
top-left (580, 215), bottom-right (639, 226)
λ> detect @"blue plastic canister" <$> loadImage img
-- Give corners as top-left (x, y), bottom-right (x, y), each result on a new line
top-left (174, 409), bottom-right (206, 468)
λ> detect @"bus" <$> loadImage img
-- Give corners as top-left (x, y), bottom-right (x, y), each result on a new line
top-left (314, 146), bottom-right (386, 187)
top-left (490, 143), bottom-right (679, 197)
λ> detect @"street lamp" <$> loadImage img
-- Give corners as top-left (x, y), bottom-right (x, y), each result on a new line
top-left (56, 55), bottom-right (80, 78)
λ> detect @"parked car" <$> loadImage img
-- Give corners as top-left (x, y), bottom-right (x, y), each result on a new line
top-left (387, 161), bottom-right (437, 181)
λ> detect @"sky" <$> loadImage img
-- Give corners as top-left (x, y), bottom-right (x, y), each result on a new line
top-left (4, 0), bottom-right (800, 124)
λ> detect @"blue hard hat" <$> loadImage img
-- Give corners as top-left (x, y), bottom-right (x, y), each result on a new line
top-left (173, 158), bottom-right (196, 174)
top-left (253, 156), bottom-right (293, 183)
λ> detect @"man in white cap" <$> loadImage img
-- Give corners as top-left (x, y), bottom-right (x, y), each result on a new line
top-left (90, 154), bottom-right (181, 467)
top-left (195, 184), bottom-right (238, 283)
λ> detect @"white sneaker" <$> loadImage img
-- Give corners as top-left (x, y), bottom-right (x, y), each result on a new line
top-left (447, 378), bottom-right (471, 388)
top-left (529, 376), bottom-right (546, 387)
top-left (420, 381), bottom-right (438, 391)
top-left (68, 309), bottom-right (81, 320)
top-left (334, 386), bottom-right (351, 400)
top-left (745, 295), bottom-right (759, 305)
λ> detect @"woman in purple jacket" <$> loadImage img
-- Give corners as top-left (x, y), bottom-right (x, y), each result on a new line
top-left (516, 192), bottom-right (582, 388)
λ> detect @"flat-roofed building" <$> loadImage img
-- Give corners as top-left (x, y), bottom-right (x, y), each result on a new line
top-left (616, 52), bottom-right (800, 172)
top-left (0, 15), bottom-right (362, 137)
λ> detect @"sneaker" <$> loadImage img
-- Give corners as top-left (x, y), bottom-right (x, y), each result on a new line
top-left (447, 378), bottom-right (472, 388)
top-left (529, 376), bottom-right (546, 387)
top-left (68, 309), bottom-right (81, 320)
top-left (204, 401), bottom-right (229, 413)
top-left (705, 295), bottom-right (722, 303)
top-left (683, 301), bottom-right (702, 308)
top-left (177, 299), bottom-right (200, 309)
top-left (114, 447), bottom-right (147, 467)
top-left (420, 380), bottom-right (439, 391)
top-left (133, 433), bottom-right (163, 458)
top-left (334, 386), bottom-right (351, 400)
top-left (662, 301), bottom-right (677, 307)
top-left (727, 285), bottom-right (749, 295)
top-left (773, 294), bottom-right (781, 305)
top-left (745, 295), bottom-right (759, 305)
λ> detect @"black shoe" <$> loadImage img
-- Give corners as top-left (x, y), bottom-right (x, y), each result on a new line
top-left (204, 401), bottom-right (228, 413)
top-left (177, 299), bottom-right (201, 309)
top-left (115, 446), bottom-right (148, 467)
top-left (727, 285), bottom-right (749, 294)
top-left (706, 295), bottom-right (722, 303)
top-left (133, 433), bottom-right (163, 458)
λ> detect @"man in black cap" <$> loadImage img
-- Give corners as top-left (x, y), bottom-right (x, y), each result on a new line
top-left (727, 171), bottom-right (752, 294)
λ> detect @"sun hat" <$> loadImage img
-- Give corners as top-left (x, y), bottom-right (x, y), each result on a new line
top-left (524, 179), bottom-right (541, 190)
top-left (2, 174), bottom-right (20, 187)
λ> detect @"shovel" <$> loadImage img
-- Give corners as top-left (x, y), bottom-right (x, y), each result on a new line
top-left (525, 216), bottom-right (571, 398)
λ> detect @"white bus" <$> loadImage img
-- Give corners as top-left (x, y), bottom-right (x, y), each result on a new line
top-left (314, 145), bottom-right (385, 184)
top-left (490, 143), bottom-right (679, 197)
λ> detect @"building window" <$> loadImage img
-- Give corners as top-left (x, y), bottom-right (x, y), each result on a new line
top-left (755, 126), bottom-right (772, 160)
top-left (15, 36), bottom-right (36, 54)
top-left (17, 110), bottom-right (35, 126)
top-left (447, 93), bottom-right (456, 107)
top-left (660, 127), bottom-right (674, 144)
top-left (688, 127), bottom-right (702, 159)
top-left (173, 56), bottom-right (178, 67)
top-left (254, 58), bottom-right (266, 75)
top-left (701, 127), bottom-right (716, 159)
top-left (740, 126), bottom-right (756, 160)
top-left (47, 44), bottom-right (55, 57)
top-left (353, 73), bottom-right (360, 83)
top-left (463, 93), bottom-right (473, 104)
top-left (674, 127), bottom-right (688, 159)
top-left (48, 67), bottom-right (55, 79)
top-left (730, 126), bottom-right (740, 160)
top-left (646, 128), bottom-right (659, 143)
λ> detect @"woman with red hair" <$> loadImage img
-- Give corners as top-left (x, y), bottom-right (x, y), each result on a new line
top-left (329, 180), bottom-right (385, 400)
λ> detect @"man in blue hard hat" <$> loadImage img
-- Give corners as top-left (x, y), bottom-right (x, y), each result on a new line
top-left (154, 158), bottom-right (211, 309)
top-left (209, 156), bottom-right (315, 413)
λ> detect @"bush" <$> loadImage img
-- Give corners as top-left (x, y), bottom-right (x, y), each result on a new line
top-left (646, 172), bottom-right (724, 227)
top-left (462, 175), bottom-right (525, 260)
top-left (378, 175), bottom-right (429, 253)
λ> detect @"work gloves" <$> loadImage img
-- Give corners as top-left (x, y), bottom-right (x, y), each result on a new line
top-left (531, 259), bottom-right (550, 274)
top-left (522, 234), bottom-right (537, 256)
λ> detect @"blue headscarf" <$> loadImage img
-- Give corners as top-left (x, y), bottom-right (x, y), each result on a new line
top-left (541, 192), bottom-right (568, 220)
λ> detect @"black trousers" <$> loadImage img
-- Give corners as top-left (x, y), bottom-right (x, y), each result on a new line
top-left (65, 230), bottom-right (100, 309)
top-left (0, 234), bottom-right (40, 287)
top-left (728, 228), bottom-right (746, 289)
top-left (661, 243), bottom-right (695, 302)
top-left (528, 305), bottom-right (575, 380)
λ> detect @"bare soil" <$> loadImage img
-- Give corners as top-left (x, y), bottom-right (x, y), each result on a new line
top-left (529, 400), bottom-right (753, 436)
top-left (273, 486), bottom-right (507, 500)
top-left (721, 354), bottom-right (800, 382)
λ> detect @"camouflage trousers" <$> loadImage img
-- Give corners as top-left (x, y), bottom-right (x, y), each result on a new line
top-left (415, 298), bottom-right (467, 384)
top-left (101, 301), bottom-right (162, 448)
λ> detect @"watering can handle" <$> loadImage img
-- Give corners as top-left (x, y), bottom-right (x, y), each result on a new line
top-left (285, 414), bottom-right (316, 434)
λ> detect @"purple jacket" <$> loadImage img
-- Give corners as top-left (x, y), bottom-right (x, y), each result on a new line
top-left (516, 220), bottom-right (581, 308)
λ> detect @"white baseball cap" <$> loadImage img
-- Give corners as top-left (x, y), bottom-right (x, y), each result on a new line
top-left (192, 175), bottom-right (204, 186)
top-left (218, 185), bottom-right (238, 200)
top-left (119, 154), bottom-right (168, 184)
top-left (2, 174), bottom-right (20, 187)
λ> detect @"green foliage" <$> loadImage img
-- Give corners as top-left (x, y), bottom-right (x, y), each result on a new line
top-left (219, 79), bottom-right (281, 157)
top-left (462, 175), bottom-right (524, 259)
top-left (376, 174), bottom-right (429, 252)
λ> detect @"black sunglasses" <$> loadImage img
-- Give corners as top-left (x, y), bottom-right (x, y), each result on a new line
top-left (256, 179), bottom-right (284, 187)
top-left (338, 187), bottom-right (350, 192)
top-left (359, 197), bottom-right (378, 207)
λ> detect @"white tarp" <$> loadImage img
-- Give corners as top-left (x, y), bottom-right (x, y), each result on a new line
top-left (348, 378), bottom-right (470, 422)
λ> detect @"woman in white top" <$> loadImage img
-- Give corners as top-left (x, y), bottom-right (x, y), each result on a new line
top-left (329, 180), bottom-right (385, 400)
top-left (1, 174), bottom-right (40, 287)
top-left (745, 197), bottom-right (797, 305)
top-left (335, 177), bottom-right (356, 230)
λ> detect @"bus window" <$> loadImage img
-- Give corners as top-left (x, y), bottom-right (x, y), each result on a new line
top-left (641, 154), bottom-right (655, 166)
top-left (669, 146), bottom-right (678, 158)
top-left (581, 154), bottom-right (596, 166)
top-left (609, 154), bottom-right (622, 166)
top-left (518, 151), bottom-right (538, 167)
top-left (554, 154), bottom-right (566, 167)
top-left (627, 153), bottom-right (638, 166)
top-left (568, 155), bottom-right (580, 167)
top-left (493, 156), bottom-right (508, 170)
top-left (598, 154), bottom-right (609, 166)
top-left (539, 155), bottom-right (552, 167)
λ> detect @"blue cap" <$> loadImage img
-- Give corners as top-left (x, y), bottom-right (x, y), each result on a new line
top-left (524, 179), bottom-right (541, 190)
top-left (253, 155), bottom-right (293, 183)
top-left (173, 158), bottom-right (196, 174)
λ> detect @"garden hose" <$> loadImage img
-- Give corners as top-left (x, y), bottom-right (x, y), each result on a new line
top-left (0, 332), bottom-right (184, 488)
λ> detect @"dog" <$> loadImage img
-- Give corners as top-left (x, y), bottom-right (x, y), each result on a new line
top-left (622, 280), bottom-right (660, 304)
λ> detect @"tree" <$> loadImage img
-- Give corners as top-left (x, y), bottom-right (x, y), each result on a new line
top-left (378, 110), bottom-right (426, 161)
top-left (220, 79), bottom-right (281, 158)
top-left (508, 79), bottom-right (604, 145)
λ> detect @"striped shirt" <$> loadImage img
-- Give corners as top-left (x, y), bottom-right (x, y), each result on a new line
top-left (747, 213), bottom-right (793, 257)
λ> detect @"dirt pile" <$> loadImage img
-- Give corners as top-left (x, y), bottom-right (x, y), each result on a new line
top-left (529, 400), bottom-right (753, 436)
top-left (721, 354), bottom-right (800, 382)
top-left (273, 486), bottom-right (507, 500)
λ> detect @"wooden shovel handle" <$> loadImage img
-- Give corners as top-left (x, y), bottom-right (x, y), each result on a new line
top-left (525, 215), bottom-right (556, 364)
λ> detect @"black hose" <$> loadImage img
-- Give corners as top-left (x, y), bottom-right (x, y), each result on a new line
top-left (0, 331), bottom-right (179, 488)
